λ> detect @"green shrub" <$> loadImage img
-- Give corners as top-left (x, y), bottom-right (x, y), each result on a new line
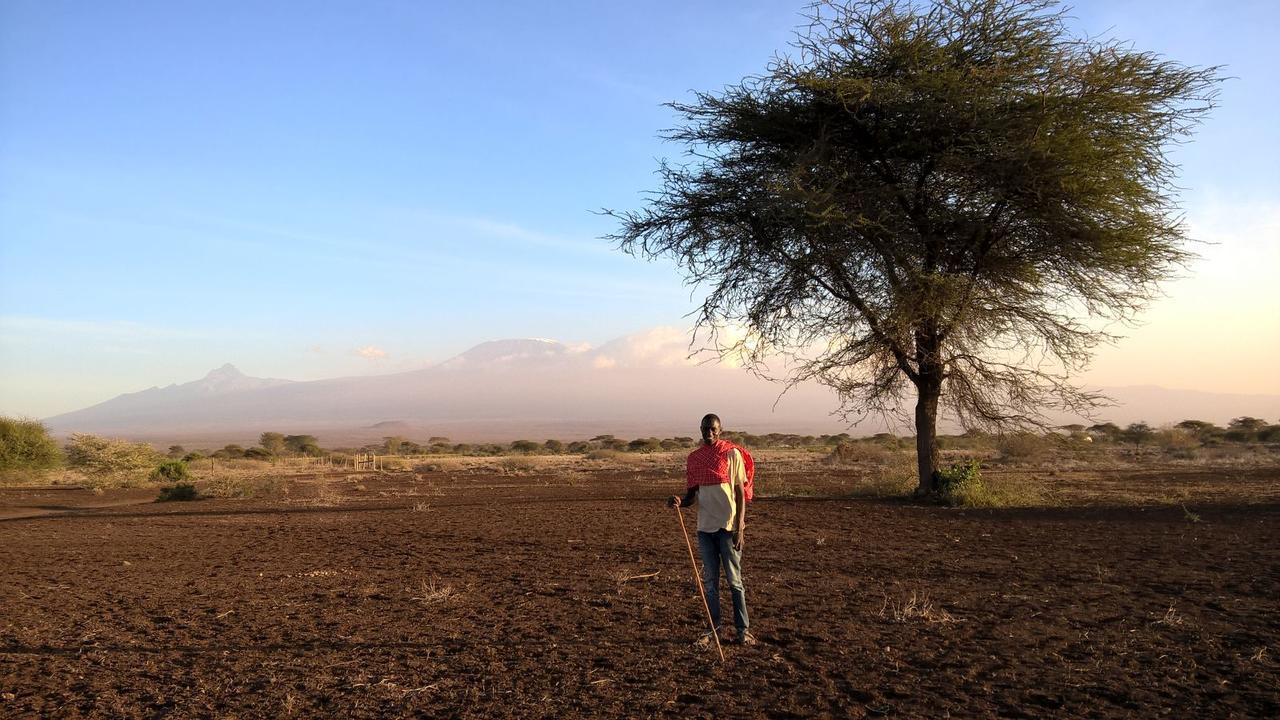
top-left (157, 482), bottom-right (198, 501)
top-left (935, 459), bottom-right (989, 506)
top-left (627, 438), bottom-right (662, 453)
top-left (243, 447), bottom-right (273, 460)
top-left (0, 416), bottom-right (62, 473)
top-left (149, 460), bottom-right (190, 482)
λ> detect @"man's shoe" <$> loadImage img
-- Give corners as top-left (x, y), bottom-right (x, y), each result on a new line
top-left (695, 630), bottom-right (719, 647)
top-left (734, 630), bottom-right (757, 646)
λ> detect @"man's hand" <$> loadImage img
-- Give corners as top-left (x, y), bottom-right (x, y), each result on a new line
top-left (667, 495), bottom-right (682, 508)
top-left (732, 530), bottom-right (745, 551)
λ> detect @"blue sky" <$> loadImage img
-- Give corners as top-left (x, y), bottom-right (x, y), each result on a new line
top-left (2, 1), bottom-right (1278, 417)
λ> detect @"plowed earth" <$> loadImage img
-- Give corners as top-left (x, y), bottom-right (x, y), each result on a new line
top-left (2, 464), bottom-right (1278, 718)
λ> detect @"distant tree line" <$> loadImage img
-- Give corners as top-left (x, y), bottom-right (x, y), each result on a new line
top-left (3, 415), bottom-right (1279, 485)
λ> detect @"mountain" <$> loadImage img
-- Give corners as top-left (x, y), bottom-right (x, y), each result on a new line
top-left (42, 331), bottom-right (1280, 445)
top-left (45, 364), bottom-right (295, 433)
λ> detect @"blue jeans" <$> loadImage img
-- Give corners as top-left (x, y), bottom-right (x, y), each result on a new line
top-left (697, 529), bottom-right (749, 632)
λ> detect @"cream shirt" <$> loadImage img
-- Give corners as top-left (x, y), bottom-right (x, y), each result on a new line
top-left (697, 448), bottom-right (746, 533)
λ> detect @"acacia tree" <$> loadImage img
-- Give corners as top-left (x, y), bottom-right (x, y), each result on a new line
top-left (610, 0), bottom-right (1219, 492)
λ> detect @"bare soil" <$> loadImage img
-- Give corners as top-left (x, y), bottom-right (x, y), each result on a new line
top-left (1, 461), bottom-right (1277, 718)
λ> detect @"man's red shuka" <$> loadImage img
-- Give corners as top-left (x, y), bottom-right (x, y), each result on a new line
top-left (686, 439), bottom-right (755, 502)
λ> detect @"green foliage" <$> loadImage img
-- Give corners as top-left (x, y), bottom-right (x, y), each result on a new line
top-left (543, 439), bottom-right (564, 453)
top-left (182, 451), bottom-right (206, 463)
top-left (1225, 417), bottom-right (1268, 442)
top-left (509, 439), bottom-right (540, 454)
top-left (149, 460), bottom-right (190, 482)
top-left (259, 432), bottom-right (286, 455)
top-left (284, 434), bottom-right (321, 455)
top-left (934, 459), bottom-right (988, 507)
top-left (610, 0), bottom-right (1220, 494)
top-left (0, 416), bottom-right (62, 473)
top-left (156, 482), bottom-right (198, 502)
top-left (1123, 422), bottom-right (1155, 448)
top-left (243, 447), bottom-right (273, 460)
top-left (166, 445), bottom-right (185, 459)
top-left (628, 438), bottom-right (663, 453)
top-left (65, 433), bottom-right (161, 477)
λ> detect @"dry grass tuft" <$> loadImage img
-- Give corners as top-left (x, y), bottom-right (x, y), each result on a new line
top-left (201, 475), bottom-right (282, 499)
top-left (878, 590), bottom-right (957, 624)
top-left (1152, 605), bottom-right (1184, 627)
top-left (498, 456), bottom-right (537, 473)
top-left (411, 577), bottom-right (459, 605)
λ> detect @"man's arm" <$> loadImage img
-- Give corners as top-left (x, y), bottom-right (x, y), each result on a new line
top-left (668, 486), bottom-right (698, 508)
top-left (731, 450), bottom-right (746, 550)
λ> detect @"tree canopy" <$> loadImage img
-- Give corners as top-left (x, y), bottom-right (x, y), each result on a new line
top-left (610, 0), bottom-right (1220, 491)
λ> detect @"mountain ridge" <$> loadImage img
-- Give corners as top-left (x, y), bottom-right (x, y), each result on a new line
top-left (42, 332), bottom-right (1280, 443)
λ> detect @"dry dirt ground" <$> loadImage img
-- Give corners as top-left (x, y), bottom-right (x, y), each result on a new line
top-left (2, 457), bottom-right (1278, 718)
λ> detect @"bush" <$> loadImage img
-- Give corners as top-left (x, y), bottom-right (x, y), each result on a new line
top-left (935, 459), bottom-right (988, 506)
top-left (0, 416), bottom-right (62, 473)
top-left (827, 441), bottom-right (891, 465)
top-left (66, 434), bottom-right (161, 477)
top-left (149, 460), bottom-right (190, 483)
top-left (243, 447), bottom-right (273, 460)
top-left (499, 456), bottom-right (536, 473)
top-left (156, 482), bottom-right (198, 501)
top-left (996, 433), bottom-right (1048, 461)
top-left (627, 438), bottom-right (662, 453)
top-left (1156, 428), bottom-right (1199, 454)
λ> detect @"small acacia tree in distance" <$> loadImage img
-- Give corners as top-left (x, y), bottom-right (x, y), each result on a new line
top-left (610, 0), bottom-right (1220, 493)
top-left (259, 432), bottom-right (286, 456)
top-left (65, 433), bottom-right (160, 479)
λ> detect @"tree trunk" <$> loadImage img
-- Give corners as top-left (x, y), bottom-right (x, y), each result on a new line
top-left (914, 374), bottom-right (942, 495)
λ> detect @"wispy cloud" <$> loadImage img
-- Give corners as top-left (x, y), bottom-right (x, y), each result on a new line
top-left (0, 315), bottom-right (211, 340)
top-left (356, 345), bottom-right (388, 360)
top-left (388, 208), bottom-right (616, 258)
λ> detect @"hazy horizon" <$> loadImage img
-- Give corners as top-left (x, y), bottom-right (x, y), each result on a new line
top-left (3, 1), bottom-right (1278, 419)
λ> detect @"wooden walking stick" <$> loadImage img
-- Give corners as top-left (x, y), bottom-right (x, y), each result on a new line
top-left (674, 504), bottom-right (725, 662)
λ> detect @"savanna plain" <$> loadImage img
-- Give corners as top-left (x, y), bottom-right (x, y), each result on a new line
top-left (2, 440), bottom-right (1278, 718)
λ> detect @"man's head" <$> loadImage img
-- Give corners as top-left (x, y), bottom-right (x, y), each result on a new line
top-left (700, 413), bottom-right (722, 446)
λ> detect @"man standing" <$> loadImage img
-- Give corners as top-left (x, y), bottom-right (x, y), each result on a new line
top-left (668, 413), bottom-right (756, 645)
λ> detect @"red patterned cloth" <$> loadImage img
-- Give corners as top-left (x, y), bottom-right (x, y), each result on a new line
top-left (686, 439), bottom-right (755, 502)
